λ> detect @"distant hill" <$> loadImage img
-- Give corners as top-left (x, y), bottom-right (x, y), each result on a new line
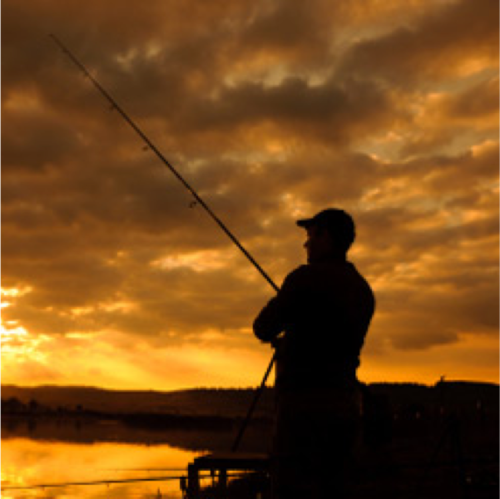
top-left (1, 384), bottom-right (276, 418)
top-left (369, 381), bottom-right (499, 410)
top-left (2, 381), bottom-right (498, 418)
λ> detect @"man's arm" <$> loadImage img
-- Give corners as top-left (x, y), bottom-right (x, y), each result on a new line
top-left (253, 267), bottom-right (305, 342)
top-left (253, 296), bottom-right (285, 342)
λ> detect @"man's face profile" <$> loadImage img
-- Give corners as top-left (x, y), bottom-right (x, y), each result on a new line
top-left (304, 225), bottom-right (335, 263)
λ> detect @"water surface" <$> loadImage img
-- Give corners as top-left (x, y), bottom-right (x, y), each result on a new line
top-left (2, 437), bottom-right (201, 498)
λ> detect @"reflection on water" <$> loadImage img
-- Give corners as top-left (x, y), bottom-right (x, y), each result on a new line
top-left (2, 437), bottom-right (201, 498)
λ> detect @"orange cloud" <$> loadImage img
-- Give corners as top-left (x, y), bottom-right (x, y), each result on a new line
top-left (2, 0), bottom-right (498, 389)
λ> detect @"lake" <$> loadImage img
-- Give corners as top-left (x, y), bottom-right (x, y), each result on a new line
top-left (1, 416), bottom-right (273, 498)
top-left (2, 437), bottom-right (202, 498)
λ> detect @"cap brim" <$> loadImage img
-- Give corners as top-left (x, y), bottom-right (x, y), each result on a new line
top-left (296, 218), bottom-right (314, 228)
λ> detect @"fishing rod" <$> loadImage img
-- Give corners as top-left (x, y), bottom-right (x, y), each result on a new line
top-left (231, 349), bottom-right (275, 452)
top-left (50, 35), bottom-right (278, 451)
top-left (49, 34), bottom-right (278, 294)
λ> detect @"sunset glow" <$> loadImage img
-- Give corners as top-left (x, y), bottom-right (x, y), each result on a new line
top-left (2, 0), bottom-right (498, 391)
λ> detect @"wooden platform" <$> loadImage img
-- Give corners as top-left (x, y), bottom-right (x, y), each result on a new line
top-left (184, 452), bottom-right (270, 498)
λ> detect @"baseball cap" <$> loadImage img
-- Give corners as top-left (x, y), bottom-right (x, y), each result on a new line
top-left (296, 208), bottom-right (356, 251)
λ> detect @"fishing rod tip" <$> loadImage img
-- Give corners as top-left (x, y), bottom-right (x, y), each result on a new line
top-left (48, 33), bottom-right (62, 45)
top-left (48, 33), bottom-right (59, 44)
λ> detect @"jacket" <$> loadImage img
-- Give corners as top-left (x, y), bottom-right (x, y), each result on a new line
top-left (253, 258), bottom-right (375, 391)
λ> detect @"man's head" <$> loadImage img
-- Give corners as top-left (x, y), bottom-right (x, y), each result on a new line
top-left (296, 208), bottom-right (356, 263)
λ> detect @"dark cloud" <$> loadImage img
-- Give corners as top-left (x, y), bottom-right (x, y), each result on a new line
top-left (443, 76), bottom-right (499, 120)
top-left (237, 0), bottom-right (339, 68)
top-left (2, 107), bottom-right (81, 172)
top-left (338, 0), bottom-right (499, 87)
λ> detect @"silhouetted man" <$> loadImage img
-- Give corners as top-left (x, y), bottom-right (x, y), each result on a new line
top-left (253, 208), bottom-right (375, 499)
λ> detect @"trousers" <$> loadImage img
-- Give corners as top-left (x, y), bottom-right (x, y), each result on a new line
top-left (271, 386), bottom-right (361, 499)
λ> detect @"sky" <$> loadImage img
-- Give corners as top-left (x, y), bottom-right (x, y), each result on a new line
top-left (2, 0), bottom-right (499, 391)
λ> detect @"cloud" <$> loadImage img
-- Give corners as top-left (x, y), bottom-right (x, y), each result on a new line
top-left (443, 77), bottom-right (500, 120)
top-left (1, 0), bottom-right (498, 388)
top-left (338, 0), bottom-right (499, 87)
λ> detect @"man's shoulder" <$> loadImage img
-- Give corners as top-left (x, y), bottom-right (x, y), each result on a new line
top-left (281, 265), bottom-right (311, 288)
top-left (282, 263), bottom-right (343, 289)
top-left (285, 261), bottom-right (351, 281)
top-left (283, 261), bottom-right (372, 286)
